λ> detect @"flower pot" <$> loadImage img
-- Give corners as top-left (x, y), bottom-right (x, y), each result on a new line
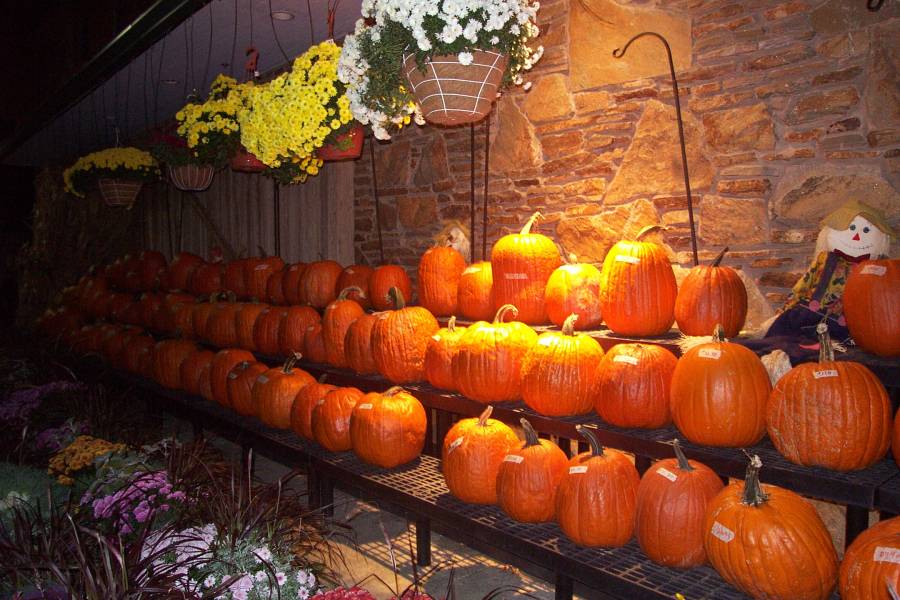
top-left (317, 123), bottom-right (364, 161)
top-left (230, 148), bottom-right (267, 173)
top-left (97, 178), bottom-right (143, 208)
top-left (168, 164), bottom-right (216, 191)
top-left (402, 51), bottom-right (508, 126)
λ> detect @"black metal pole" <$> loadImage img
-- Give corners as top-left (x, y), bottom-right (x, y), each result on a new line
top-left (470, 124), bottom-right (477, 262)
top-left (273, 181), bottom-right (281, 257)
top-left (369, 139), bottom-right (385, 264)
top-left (613, 32), bottom-right (699, 266)
top-left (482, 114), bottom-right (490, 261)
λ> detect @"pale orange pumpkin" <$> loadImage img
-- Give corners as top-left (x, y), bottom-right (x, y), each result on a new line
top-left (424, 316), bottom-right (467, 391)
top-left (344, 313), bottom-right (382, 375)
top-left (253, 356), bottom-right (315, 429)
top-left (457, 261), bottom-right (494, 322)
top-left (290, 376), bottom-right (336, 440)
top-left (369, 265), bottom-right (413, 311)
top-left (312, 387), bottom-right (365, 452)
top-left (594, 343), bottom-right (677, 429)
top-left (418, 245), bottom-right (467, 317)
top-left (350, 386), bottom-right (427, 468)
top-left (675, 247), bottom-right (747, 338)
top-left (371, 288), bottom-right (439, 384)
top-left (322, 287), bottom-right (366, 368)
top-left (544, 259), bottom-right (603, 330)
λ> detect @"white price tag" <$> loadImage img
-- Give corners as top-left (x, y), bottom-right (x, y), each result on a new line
top-left (316, 399), bottom-right (325, 406)
top-left (257, 375), bottom-right (269, 384)
top-left (462, 266), bottom-right (481, 275)
top-left (813, 369), bottom-right (838, 379)
top-left (874, 546), bottom-right (900, 564)
top-left (613, 355), bottom-right (639, 366)
top-left (254, 264), bottom-right (269, 270)
top-left (698, 348), bottom-right (721, 360)
top-left (861, 265), bottom-right (887, 276)
top-left (357, 403), bottom-right (373, 410)
top-left (504, 273), bottom-right (528, 280)
top-left (656, 467), bottom-right (678, 482)
top-left (615, 255), bottom-right (640, 264)
top-left (568, 466), bottom-right (588, 474)
top-left (431, 334), bottom-right (442, 341)
top-left (448, 437), bottom-right (464, 453)
top-left (503, 454), bottom-right (524, 464)
top-left (711, 521), bottom-right (735, 543)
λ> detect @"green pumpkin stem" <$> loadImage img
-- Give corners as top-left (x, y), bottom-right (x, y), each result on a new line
top-left (740, 454), bottom-right (769, 507)
top-left (521, 211), bottom-right (543, 235)
top-left (447, 316), bottom-right (457, 332)
top-left (282, 351), bottom-right (302, 374)
top-left (711, 246), bottom-right (729, 267)
top-left (387, 286), bottom-right (406, 310)
top-left (636, 224), bottom-right (664, 241)
top-left (576, 425), bottom-right (604, 457)
top-left (817, 321), bottom-right (834, 363)
top-left (713, 324), bottom-right (726, 342)
top-left (338, 286), bottom-right (365, 301)
top-left (562, 313), bottom-right (579, 335)
top-left (672, 439), bottom-right (694, 472)
top-left (477, 405), bottom-right (493, 426)
top-left (494, 304), bottom-right (519, 323)
top-left (520, 418), bottom-right (541, 448)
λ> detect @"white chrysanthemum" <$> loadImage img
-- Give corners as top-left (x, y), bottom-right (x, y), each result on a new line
top-left (458, 51), bottom-right (474, 66)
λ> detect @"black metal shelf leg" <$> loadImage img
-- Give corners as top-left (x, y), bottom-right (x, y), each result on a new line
top-left (555, 573), bottom-right (574, 600)
top-left (416, 518), bottom-right (432, 567)
top-left (846, 505), bottom-right (869, 546)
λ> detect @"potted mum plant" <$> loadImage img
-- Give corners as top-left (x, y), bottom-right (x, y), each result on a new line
top-left (237, 40), bottom-right (356, 182)
top-left (63, 147), bottom-right (159, 208)
top-left (338, 0), bottom-right (543, 138)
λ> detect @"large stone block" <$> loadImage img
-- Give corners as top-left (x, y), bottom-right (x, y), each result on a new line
top-left (810, 0), bottom-right (899, 36)
top-left (413, 136), bottom-right (451, 188)
top-left (702, 103), bottom-right (776, 152)
top-left (555, 198), bottom-right (661, 263)
top-left (604, 100), bottom-right (713, 205)
top-left (865, 28), bottom-right (900, 131)
top-left (374, 140), bottom-right (410, 189)
top-left (569, 0), bottom-right (691, 91)
top-left (699, 196), bottom-right (768, 246)
top-left (398, 196), bottom-right (438, 230)
top-left (523, 73), bottom-right (574, 122)
top-left (490, 97), bottom-right (541, 173)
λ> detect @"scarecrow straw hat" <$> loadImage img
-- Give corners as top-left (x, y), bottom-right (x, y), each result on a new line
top-left (820, 199), bottom-right (896, 239)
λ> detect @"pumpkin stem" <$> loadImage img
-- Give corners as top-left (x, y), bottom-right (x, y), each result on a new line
top-left (282, 351), bottom-right (302, 373)
top-left (520, 211), bottom-right (543, 235)
top-left (576, 425), bottom-right (604, 457)
top-left (338, 286), bottom-right (365, 301)
top-left (740, 454), bottom-right (769, 507)
top-left (711, 246), bottom-right (729, 267)
top-left (817, 321), bottom-right (834, 363)
top-left (636, 224), bottom-right (664, 241)
top-left (387, 286), bottom-right (406, 310)
top-left (317, 373), bottom-right (328, 383)
top-left (562, 313), bottom-right (579, 335)
top-left (713, 324), bottom-right (726, 342)
top-left (477, 405), bottom-right (493, 426)
top-left (520, 418), bottom-right (541, 448)
top-left (494, 304), bottom-right (519, 323)
top-left (447, 316), bottom-right (457, 332)
top-left (566, 252), bottom-right (577, 265)
top-left (225, 290), bottom-right (237, 303)
top-left (383, 386), bottom-right (405, 397)
top-left (672, 439), bottom-right (694, 472)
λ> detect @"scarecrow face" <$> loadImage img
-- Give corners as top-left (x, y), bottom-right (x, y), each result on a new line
top-left (825, 215), bottom-right (887, 258)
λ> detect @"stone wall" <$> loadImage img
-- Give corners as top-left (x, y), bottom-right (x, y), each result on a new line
top-left (353, 0), bottom-right (899, 321)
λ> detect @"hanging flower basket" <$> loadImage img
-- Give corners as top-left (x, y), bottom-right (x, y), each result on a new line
top-left (230, 148), bottom-right (267, 173)
top-left (317, 123), bottom-right (364, 161)
top-left (402, 51), bottom-right (508, 126)
top-left (97, 178), bottom-right (143, 209)
top-left (168, 164), bottom-right (216, 191)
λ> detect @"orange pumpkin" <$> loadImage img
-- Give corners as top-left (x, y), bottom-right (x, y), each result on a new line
top-left (137, 250), bottom-right (167, 291)
top-left (227, 360), bottom-right (268, 417)
top-left (304, 322), bottom-right (328, 364)
top-left (210, 348), bottom-right (255, 407)
top-left (180, 349), bottom-right (215, 397)
top-left (441, 406), bottom-right (520, 505)
top-left (312, 386), bottom-right (364, 452)
top-left (223, 259), bottom-right (249, 299)
top-left (122, 335), bottom-right (156, 377)
top-left (418, 245), bottom-right (467, 317)
top-left (371, 288), bottom-right (439, 384)
top-left (457, 261), bottom-right (494, 322)
top-left (496, 418), bottom-right (568, 523)
top-left (191, 301), bottom-right (219, 341)
top-left (544, 260), bottom-right (603, 330)
top-left (290, 376), bottom-right (336, 440)
top-left (894, 407), bottom-right (900, 468)
top-left (246, 256), bottom-right (285, 300)
top-left (151, 339), bottom-right (199, 390)
top-left (520, 314), bottom-right (604, 416)
top-left (265, 269), bottom-right (285, 305)
top-left (322, 287), bottom-right (366, 368)
top-left (490, 212), bottom-right (561, 325)
top-left (336, 264), bottom-right (373, 309)
top-left (704, 455), bottom-right (838, 600)
top-left (767, 323), bottom-right (892, 471)
top-left (843, 258), bottom-right (900, 357)
top-left (253, 307), bottom-right (289, 357)
top-left (344, 313), bottom-right (381, 375)
top-left (279, 305), bottom-right (320, 356)
top-left (350, 386), bottom-right (427, 468)
top-left (163, 252), bottom-right (203, 292)
top-left (670, 325), bottom-right (771, 447)
top-left (839, 516), bottom-right (900, 600)
top-left (253, 356), bottom-right (315, 429)
top-left (594, 343), bottom-right (677, 429)
top-left (369, 265), bottom-right (413, 311)
top-left (235, 303), bottom-right (268, 351)
top-left (205, 302), bottom-right (242, 349)
top-left (299, 260), bottom-right (343, 308)
top-left (424, 316), bottom-right (467, 391)
top-left (675, 247), bottom-right (747, 337)
top-left (556, 425), bottom-right (640, 547)
top-left (634, 439), bottom-right (724, 568)
top-left (452, 304), bottom-right (538, 403)
top-left (598, 226), bottom-right (677, 336)
top-left (281, 262), bottom-right (308, 305)
top-left (189, 262), bottom-right (223, 296)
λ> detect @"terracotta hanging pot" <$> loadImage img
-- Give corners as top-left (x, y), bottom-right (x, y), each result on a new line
top-left (168, 164), bottom-right (216, 191)
top-left (230, 147), bottom-right (267, 173)
top-left (402, 50), bottom-right (507, 125)
top-left (97, 178), bottom-right (143, 208)
top-left (317, 122), bottom-right (364, 161)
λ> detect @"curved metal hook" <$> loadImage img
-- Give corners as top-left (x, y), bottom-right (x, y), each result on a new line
top-left (612, 31), bottom-right (672, 60)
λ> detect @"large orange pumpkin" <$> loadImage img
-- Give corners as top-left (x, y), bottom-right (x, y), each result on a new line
top-left (191, 301), bottom-right (219, 341)
top-left (210, 348), bottom-right (255, 407)
top-left (369, 265), bottom-right (413, 311)
top-left (253, 356), bottom-right (315, 429)
top-left (371, 288), bottom-right (439, 384)
top-left (189, 262), bottom-right (224, 297)
top-left (594, 343), bottom-right (677, 429)
top-left (253, 307), bottom-right (289, 357)
top-left (151, 339), bottom-right (199, 390)
top-left (843, 258), bottom-right (900, 357)
top-left (235, 303), bottom-right (268, 351)
top-left (839, 516), bottom-right (900, 600)
top-left (279, 306), bottom-right (320, 356)
top-left (451, 305), bottom-right (538, 403)
top-left (520, 314), bottom-right (603, 416)
top-left (496, 418), bottom-right (568, 523)
top-left (634, 439), bottom-right (724, 568)
top-left (246, 256), bottom-right (285, 300)
top-left (312, 387), bottom-right (364, 452)
top-left (767, 323), bottom-right (892, 471)
top-left (304, 322), bottom-right (328, 364)
top-left (670, 326), bottom-right (771, 447)
top-left (299, 260), bottom-right (343, 308)
top-left (137, 250), bottom-right (167, 291)
top-left (598, 226), bottom-right (677, 336)
top-left (205, 302), bottom-right (242, 349)
top-left (163, 252), bottom-right (203, 292)
top-left (122, 335), bottom-right (156, 377)
top-left (265, 269), bottom-right (285, 305)
top-left (894, 407), bottom-right (900, 468)
top-left (322, 287), bottom-right (366, 368)
top-left (227, 360), bottom-right (268, 417)
top-left (350, 387), bottom-right (427, 468)
top-left (544, 260), bottom-right (603, 330)
top-left (290, 376), bottom-right (336, 440)
top-left (180, 349), bottom-right (215, 397)
top-left (490, 212), bottom-right (561, 325)
top-left (424, 316), bottom-right (467, 391)
top-left (555, 426), bottom-right (640, 547)
top-left (336, 264), bottom-right (373, 309)
top-left (457, 261), bottom-right (494, 322)
top-left (281, 262), bottom-right (308, 305)
top-left (418, 245), bottom-right (467, 317)
top-left (344, 313), bottom-right (381, 375)
top-left (675, 247), bottom-right (748, 338)
top-left (441, 406), bottom-right (520, 505)
top-left (704, 455), bottom-right (838, 600)
top-left (223, 259), bottom-right (249, 299)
